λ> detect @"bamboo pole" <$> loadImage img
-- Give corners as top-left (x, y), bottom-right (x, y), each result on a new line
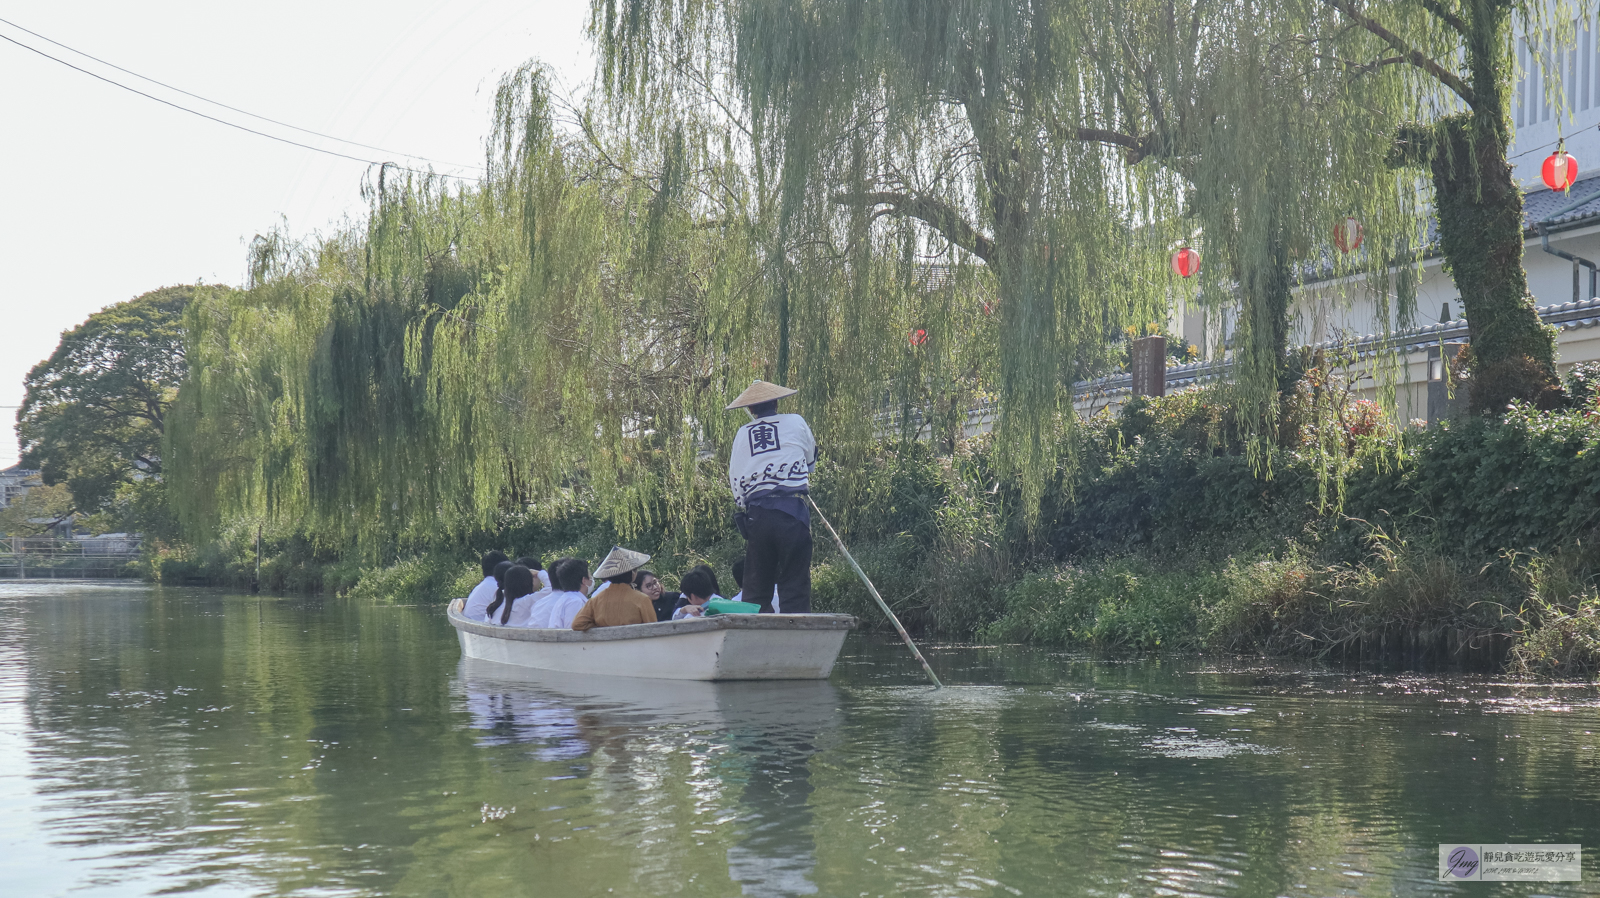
top-left (806, 496), bottom-right (942, 688)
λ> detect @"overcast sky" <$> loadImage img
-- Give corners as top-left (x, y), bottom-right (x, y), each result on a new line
top-left (0, 1), bottom-right (593, 468)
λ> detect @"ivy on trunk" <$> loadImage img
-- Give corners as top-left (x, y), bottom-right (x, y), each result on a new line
top-left (1331, 0), bottom-right (1564, 412)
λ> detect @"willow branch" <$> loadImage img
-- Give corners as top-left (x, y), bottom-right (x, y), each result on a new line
top-left (1074, 127), bottom-right (1154, 163)
top-left (832, 191), bottom-right (996, 262)
top-left (1418, 0), bottom-right (1468, 37)
top-left (1323, 0), bottom-right (1477, 106)
top-left (1341, 55), bottom-right (1410, 78)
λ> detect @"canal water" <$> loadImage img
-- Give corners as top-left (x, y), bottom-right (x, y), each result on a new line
top-left (2, 582), bottom-right (1597, 897)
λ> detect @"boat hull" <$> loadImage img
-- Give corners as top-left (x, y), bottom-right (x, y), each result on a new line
top-left (446, 601), bottom-right (854, 680)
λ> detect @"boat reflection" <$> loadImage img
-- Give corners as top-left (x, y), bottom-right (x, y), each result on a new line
top-left (453, 658), bottom-right (843, 896)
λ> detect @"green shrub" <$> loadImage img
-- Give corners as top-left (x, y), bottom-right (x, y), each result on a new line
top-left (1511, 596), bottom-right (1600, 677)
top-left (345, 554), bottom-right (477, 603)
top-left (980, 558), bottom-right (1223, 650)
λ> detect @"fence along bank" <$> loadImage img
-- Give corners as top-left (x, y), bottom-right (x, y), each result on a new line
top-left (0, 536), bottom-right (142, 579)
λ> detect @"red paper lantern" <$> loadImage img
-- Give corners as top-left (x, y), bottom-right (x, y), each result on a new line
top-left (1543, 148), bottom-right (1579, 192)
top-left (1170, 246), bottom-right (1200, 278)
top-left (1333, 216), bottom-right (1364, 254)
top-left (909, 328), bottom-right (928, 346)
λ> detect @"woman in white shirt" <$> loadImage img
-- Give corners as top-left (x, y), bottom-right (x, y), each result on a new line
top-left (484, 564), bottom-right (540, 627)
top-left (463, 551), bottom-right (510, 621)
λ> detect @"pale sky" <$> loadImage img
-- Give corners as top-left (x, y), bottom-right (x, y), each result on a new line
top-left (0, 1), bottom-right (594, 468)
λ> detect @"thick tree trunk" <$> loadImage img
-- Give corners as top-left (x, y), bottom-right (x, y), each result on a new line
top-left (1429, 112), bottom-right (1562, 412)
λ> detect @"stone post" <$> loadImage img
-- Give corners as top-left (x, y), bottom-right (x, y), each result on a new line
top-left (1130, 335), bottom-right (1167, 398)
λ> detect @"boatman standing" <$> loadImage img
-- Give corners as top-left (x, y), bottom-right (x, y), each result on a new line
top-left (726, 380), bottom-right (817, 613)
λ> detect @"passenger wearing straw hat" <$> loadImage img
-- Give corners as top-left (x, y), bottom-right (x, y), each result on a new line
top-left (571, 546), bottom-right (659, 630)
top-left (726, 380), bottom-right (817, 613)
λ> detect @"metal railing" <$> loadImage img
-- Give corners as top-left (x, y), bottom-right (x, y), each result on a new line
top-left (0, 536), bottom-right (143, 579)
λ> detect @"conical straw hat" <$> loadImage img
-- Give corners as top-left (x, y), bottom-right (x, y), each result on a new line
top-left (725, 379), bottom-right (797, 410)
top-left (593, 545), bottom-right (651, 579)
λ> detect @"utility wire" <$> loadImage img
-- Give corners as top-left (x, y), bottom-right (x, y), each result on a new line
top-left (1510, 122), bottom-right (1600, 161)
top-left (0, 15), bottom-right (483, 169)
top-left (0, 15), bottom-right (485, 172)
top-left (0, 29), bottom-right (483, 183)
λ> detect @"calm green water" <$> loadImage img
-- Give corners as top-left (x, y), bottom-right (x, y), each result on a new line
top-left (2, 583), bottom-right (1598, 897)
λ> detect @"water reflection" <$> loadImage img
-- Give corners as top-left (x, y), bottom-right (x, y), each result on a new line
top-left (454, 659), bottom-right (841, 896)
top-left (3, 584), bottom-right (1599, 897)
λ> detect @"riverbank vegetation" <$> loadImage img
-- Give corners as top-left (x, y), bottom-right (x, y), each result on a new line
top-left (136, 372), bottom-right (1600, 677)
top-left (14, 2), bottom-right (1600, 677)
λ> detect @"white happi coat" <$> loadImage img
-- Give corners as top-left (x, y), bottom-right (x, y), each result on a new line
top-left (727, 413), bottom-right (817, 508)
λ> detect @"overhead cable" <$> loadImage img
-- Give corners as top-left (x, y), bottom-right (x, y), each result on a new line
top-left (0, 27), bottom-right (483, 182)
top-left (0, 15), bottom-right (486, 172)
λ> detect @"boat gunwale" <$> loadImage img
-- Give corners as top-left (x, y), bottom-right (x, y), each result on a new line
top-left (446, 602), bottom-right (856, 643)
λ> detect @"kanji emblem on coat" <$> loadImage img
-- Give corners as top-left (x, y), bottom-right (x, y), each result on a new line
top-left (748, 422), bottom-right (781, 455)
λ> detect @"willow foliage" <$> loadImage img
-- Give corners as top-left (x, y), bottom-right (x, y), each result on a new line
top-left (170, 0), bottom-right (1468, 553)
top-left (588, 0), bottom-right (1437, 520)
top-left (170, 65), bottom-right (902, 551)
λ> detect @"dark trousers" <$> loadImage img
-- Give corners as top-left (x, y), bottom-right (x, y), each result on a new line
top-left (743, 506), bottom-right (813, 613)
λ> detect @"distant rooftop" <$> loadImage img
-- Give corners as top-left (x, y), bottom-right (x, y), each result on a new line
top-left (1524, 174), bottom-right (1600, 230)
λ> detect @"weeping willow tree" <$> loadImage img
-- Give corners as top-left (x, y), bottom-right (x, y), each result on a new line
top-left (1071, 0), bottom-right (1428, 451)
top-left (1318, 0), bottom-right (1584, 412)
top-left (169, 70), bottom-right (713, 550)
top-left (166, 1), bottom-right (1442, 555)
top-left (167, 63), bottom-right (1002, 552)
top-left (588, 0), bottom-right (1434, 519)
top-left (591, 0), bottom-right (1190, 521)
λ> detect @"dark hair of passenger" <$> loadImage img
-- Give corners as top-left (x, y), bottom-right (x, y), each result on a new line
top-left (606, 570), bottom-right (636, 586)
top-left (481, 550), bottom-right (509, 576)
top-left (487, 560), bottom-right (514, 608)
top-left (747, 399), bottom-right (779, 418)
top-left (488, 565), bottom-right (537, 624)
top-left (554, 558), bottom-right (586, 593)
top-left (732, 558), bottom-right (745, 589)
top-left (687, 563), bottom-right (719, 597)
top-left (515, 556), bottom-right (542, 571)
top-left (679, 569), bottom-right (716, 601)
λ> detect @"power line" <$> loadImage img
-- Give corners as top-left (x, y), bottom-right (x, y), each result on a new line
top-left (1510, 123), bottom-right (1600, 161)
top-left (0, 15), bottom-right (485, 172)
top-left (0, 29), bottom-right (483, 183)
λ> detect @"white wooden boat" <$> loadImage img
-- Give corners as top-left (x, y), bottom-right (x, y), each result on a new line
top-left (446, 599), bottom-right (855, 680)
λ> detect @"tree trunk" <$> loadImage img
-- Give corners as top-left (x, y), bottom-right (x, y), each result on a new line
top-left (1429, 112), bottom-right (1562, 413)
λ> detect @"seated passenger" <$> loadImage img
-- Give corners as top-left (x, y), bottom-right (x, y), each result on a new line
top-left (462, 551), bottom-right (509, 620)
top-left (671, 567), bottom-right (722, 619)
top-left (517, 555), bottom-right (552, 590)
top-left (572, 546), bottom-right (658, 631)
top-left (635, 569), bottom-right (674, 621)
top-left (472, 560), bottom-right (515, 623)
top-left (690, 563), bottom-right (722, 600)
top-left (531, 558), bottom-right (591, 629)
top-left (485, 564), bottom-right (539, 627)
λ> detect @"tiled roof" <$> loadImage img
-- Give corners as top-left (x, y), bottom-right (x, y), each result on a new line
top-left (1524, 176), bottom-right (1600, 229)
top-left (1295, 177), bottom-right (1600, 287)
